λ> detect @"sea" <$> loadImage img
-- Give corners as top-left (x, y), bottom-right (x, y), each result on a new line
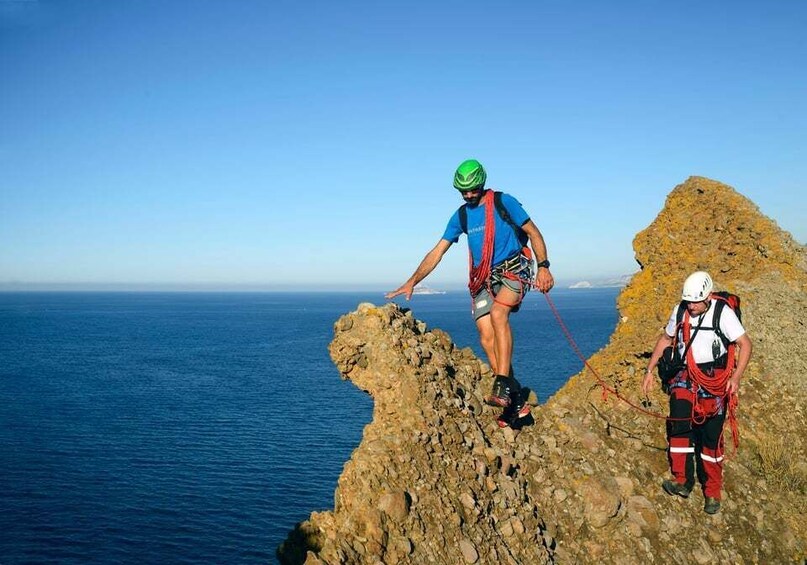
top-left (0, 288), bottom-right (620, 564)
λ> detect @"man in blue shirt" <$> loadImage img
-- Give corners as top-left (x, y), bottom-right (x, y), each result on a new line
top-left (386, 159), bottom-right (554, 427)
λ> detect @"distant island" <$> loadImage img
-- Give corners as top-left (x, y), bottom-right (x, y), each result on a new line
top-left (568, 273), bottom-right (634, 289)
top-left (412, 284), bottom-right (446, 295)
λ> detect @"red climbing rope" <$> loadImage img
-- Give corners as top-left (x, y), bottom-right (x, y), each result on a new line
top-left (682, 310), bottom-right (740, 450)
top-left (541, 292), bottom-right (670, 420)
top-left (543, 291), bottom-right (740, 454)
top-left (467, 190), bottom-right (496, 296)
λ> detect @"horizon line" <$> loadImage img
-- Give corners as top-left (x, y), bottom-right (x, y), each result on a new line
top-left (0, 282), bottom-right (630, 293)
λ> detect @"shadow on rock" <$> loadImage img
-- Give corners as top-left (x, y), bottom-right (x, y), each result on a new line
top-left (276, 520), bottom-right (322, 565)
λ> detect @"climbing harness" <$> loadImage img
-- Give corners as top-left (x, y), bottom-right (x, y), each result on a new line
top-left (462, 190), bottom-right (535, 308)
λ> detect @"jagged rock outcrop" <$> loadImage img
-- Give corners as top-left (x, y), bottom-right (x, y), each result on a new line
top-left (279, 176), bottom-right (807, 564)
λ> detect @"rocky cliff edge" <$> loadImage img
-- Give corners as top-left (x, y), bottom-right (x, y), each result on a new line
top-left (279, 176), bottom-right (807, 564)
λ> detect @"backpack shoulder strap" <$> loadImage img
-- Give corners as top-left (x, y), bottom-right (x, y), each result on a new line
top-left (675, 301), bottom-right (686, 326)
top-left (493, 191), bottom-right (518, 231)
top-left (712, 297), bottom-right (730, 347)
top-left (458, 204), bottom-right (468, 234)
top-left (713, 297), bottom-right (726, 322)
top-left (493, 191), bottom-right (528, 244)
top-left (492, 192), bottom-right (508, 224)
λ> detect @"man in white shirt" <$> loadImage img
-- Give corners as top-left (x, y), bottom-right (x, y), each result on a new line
top-left (643, 271), bottom-right (752, 514)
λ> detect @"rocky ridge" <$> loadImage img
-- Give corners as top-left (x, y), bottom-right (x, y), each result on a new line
top-left (279, 176), bottom-right (807, 564)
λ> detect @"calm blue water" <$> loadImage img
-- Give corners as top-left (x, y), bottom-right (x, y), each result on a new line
top-left (0, 289), bottom-right (618, 564)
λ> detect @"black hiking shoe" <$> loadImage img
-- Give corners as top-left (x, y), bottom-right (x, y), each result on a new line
top-left (662, 479), bottom-right (692, 498)
top-left (486, 375), bottom-right (520, 408)
top-left (704, 497), bottom-right (721, 514)
top-left (496, 388), bottom-right (531, 428)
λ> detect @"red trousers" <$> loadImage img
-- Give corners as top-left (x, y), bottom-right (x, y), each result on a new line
top-left (667, 386), bottom-right (726, 499)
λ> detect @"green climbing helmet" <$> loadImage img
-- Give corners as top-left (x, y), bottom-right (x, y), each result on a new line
top-left (453, 159), bottom-right (487, 192)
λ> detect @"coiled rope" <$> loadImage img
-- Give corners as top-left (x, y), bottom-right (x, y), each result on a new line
top-left (467, 190), bottom-right (496, 297)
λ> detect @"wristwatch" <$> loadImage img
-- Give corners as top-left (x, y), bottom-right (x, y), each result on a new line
top-left (536, 259), bottom-right (550, 269)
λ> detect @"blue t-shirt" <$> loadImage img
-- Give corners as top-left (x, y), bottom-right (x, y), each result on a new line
top-left (442, 191), bottom-right (530, 267)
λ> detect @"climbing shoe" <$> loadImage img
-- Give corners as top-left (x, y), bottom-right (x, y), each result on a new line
top-left (496, 388), bottom-right (531, 428)
top-left (704, 497), bottom-right (721, 515)
top-left (662, 479), bottom-right (692, 498)
top-left (486, 375), bottom-right (520, 408)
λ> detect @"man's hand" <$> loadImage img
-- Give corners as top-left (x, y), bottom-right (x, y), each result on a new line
top-left (535, 268), bottom-right (554, 293)
top-left (385, 282), bottom-right (415, 301)
top-left (642, 370), bottom-right (655, 396)
top-left (385, 240), bottom-right (452, 302)
top-left (725, 373), bottom-right (741, 396)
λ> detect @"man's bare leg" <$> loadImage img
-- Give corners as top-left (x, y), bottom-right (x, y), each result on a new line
top-left (475, 314), bottom-right (498, 373)
top-left (480, 284), bottom-right (522, 407)
top-left (489, 283), bottom-right (531, 426)
top-left (489, 284), bottom-right (519, 377)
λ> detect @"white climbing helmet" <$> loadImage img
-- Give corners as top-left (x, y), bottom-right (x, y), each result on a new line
top-left (681, 271), bottom-right (713, 302)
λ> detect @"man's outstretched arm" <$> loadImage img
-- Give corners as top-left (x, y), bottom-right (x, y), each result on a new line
top-left (385, 239), bottom-right (453, 300)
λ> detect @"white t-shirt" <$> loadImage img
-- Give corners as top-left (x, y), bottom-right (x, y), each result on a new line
top-left (664, 298), bottom-right (745, 364)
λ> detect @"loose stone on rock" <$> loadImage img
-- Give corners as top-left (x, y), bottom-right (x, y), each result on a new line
top-left (459, 538), bottom-right (479, 563)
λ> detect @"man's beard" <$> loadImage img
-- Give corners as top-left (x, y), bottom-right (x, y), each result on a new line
top-left (464, 193), bottom-right (484, 206)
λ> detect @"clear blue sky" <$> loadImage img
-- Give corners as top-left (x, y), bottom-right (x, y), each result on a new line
top-left (2, 1), bottom-right (805, 290)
